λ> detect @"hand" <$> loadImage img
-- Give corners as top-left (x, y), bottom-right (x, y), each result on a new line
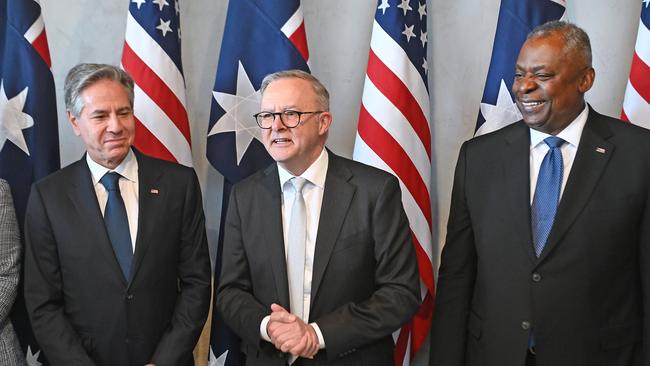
top-left (267, 303), bottom-right (319, 358)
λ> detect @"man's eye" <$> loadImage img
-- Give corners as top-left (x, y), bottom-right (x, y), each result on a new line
top-left (283, 110), bottom-right (299, 117)
top-left (258, 113), bottom-right (273, 119)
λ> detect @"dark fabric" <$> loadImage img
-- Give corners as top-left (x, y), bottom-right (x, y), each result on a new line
top-left (216, 152), bottom-right (421, 366)
top-left (24, 150), bottom-right (211, 366)
top-left (431, 107), bottom-right (650, 366)
top-left (98, 172), bottom-right (133, 280)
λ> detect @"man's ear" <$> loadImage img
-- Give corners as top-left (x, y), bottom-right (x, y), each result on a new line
top-left (579, 67), bottom-right (595, 94)
top-left (318, 112), bottom-right (332, 136)
top-left (68, 111), bottom-right (82, 137)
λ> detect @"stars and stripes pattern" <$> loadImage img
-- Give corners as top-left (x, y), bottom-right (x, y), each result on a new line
top-left (1, 0), bottom-right (60, 364)
top-left (121, 0), bottom-right (192, 166)
top-left (621, 1), bottom-right (650, 128)
top-left (207, 1), bottom-right (309, 364)
top-left (352, 0), bottom-right (433, 364)
top-left (475, 0), bottom-right (566, 136)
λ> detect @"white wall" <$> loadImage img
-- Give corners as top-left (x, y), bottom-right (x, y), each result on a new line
top-left (40, 0), bottom-right (642, 289)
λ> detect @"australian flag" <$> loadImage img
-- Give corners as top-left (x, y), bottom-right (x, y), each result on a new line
top-left (206, 0), bottom-right (310, 364)
top-left (475, 0), bottom-right (565, 136)
top-left (0, 0), bottom-right (60, 364)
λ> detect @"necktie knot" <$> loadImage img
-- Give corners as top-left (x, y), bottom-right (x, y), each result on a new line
top-left (544, 136), bottom-right (566, 149)
top-left (100, 172), bottom-right (122, 192)
top-left (291, 176), bottom-right (308, 195)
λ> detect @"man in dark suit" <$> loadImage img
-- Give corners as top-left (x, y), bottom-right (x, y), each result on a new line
top-left (216, 70), bottom-right (420, 365)
top-left (24, 64), bottom-right (211, 366)
top-left (430, 21), bottom-right (650, 366)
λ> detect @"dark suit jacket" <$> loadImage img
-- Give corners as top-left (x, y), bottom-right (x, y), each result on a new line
top-left (216, 151), bottom-right (420, 366)
top-left (430, 107), bottom-right (650, 366)
top-left (24, 150), bottom-right (211, 366)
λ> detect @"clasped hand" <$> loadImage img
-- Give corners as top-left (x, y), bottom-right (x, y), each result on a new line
top-left (266, 303), bottom-right (319, 359)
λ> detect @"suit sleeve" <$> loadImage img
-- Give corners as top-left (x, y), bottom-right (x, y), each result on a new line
top-left (0, 181), bottom-right (20, 325)
top-left (314, 174), bottom-right (421, 360)
top-left (429, 142), bottom-right (477, 366)
top-left (24, 184), bottom-right (97, 366)
top-left (216, 185), bottom-right (271, 349)
top-left (640, 186), bottom-right (650, 365)
top-left (151, 170), bottom-right (211, 365)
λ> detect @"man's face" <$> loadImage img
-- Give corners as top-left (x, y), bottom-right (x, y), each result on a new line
top-left (512, 32), bottom-right (594, 135)
top-left (260, 77), bottom-right (331, 176)
top-left (69, 79), bottom-right (135, 169)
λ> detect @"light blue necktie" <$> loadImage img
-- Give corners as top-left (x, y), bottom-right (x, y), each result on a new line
top-left (531, 136), bottom-right (566, 257)
top-left (100, 172), bottom-right (133, 280)
top-left (287, 177), bottom-right (307, 322)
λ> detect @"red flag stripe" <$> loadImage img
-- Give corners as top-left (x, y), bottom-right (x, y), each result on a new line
top-left (289, 22), bottom-right (310, 61)
top-left (134, 117), bottom-right (177, 163)
top-left (31, 31), bottom-right (51, 68)
top-left (367, 49), bottom-right (431, 157)
top-left (123, 43), bottom-right (191, 143)
top-left (628, 52), bottom-right (650, 105)
top-left (357, 106), bottom-right (432, 227)
top-left (411, 291), bottom-right (434, 356)
top-left (412, 232), bottom-right (434, 292)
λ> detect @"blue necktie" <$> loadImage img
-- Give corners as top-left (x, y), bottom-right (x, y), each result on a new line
top-left (531, 136), bottom-right (566, 257)
top-left (100, 172), bottom-right (133, 280)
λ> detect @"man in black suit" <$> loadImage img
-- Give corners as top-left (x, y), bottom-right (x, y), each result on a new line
top-left (24, 63), bottom-right (211, 366)
top-left (430, 21), bottom-right (650, 366)
top-left (216, 70), bottom-right (420, 365)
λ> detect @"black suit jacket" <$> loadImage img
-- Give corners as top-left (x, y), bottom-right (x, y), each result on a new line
top-left (24, 150), bottom-right (211, 366)
top-left (430, 108), bottom-right (650, 366)
top-left (216, 151), bottom-right (420, 366)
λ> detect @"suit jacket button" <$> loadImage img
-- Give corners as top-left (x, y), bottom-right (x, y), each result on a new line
top-left (521, 321), bottom-right (531, 330)
top-left (532, 273), bottom-right (542, 282)
top-left (126, 294), bottom-right (134, 300)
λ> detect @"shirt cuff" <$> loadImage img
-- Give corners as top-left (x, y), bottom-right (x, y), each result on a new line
top-left (260, 315), bottom-right (272, 342)
top-left (310, 322), bottom-right (326, 349)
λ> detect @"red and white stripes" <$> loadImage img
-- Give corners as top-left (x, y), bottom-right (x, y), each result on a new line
top-left (23, 0), bottom-right (51, 68)
top-left (281, 5), bottom-right (309, 62)
top-left (121, 9), bottom-right (192, 166)
top-left (622, 9), bottom-right (650, 129)
top-left (353, 18), bottom-right (434, 366)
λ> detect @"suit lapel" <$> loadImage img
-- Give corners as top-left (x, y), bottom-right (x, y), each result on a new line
top-left (260, 164), bottom-right (291, 308)
top-left (310, 153), bottom-right (355, 303)
top-left (502, 123), bottom-right (538, 263)
top-left (129, 152), bottom-right (164, 287)
top-left (67, 157), bottom-right (127, 285)
top-left (538, 110), bottom-right (613, 262)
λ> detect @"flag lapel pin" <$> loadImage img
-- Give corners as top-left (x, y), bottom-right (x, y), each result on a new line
top-left (150, 188), bottom-right (159, 195)
top-left (595, 147), bottom-right (606, 154)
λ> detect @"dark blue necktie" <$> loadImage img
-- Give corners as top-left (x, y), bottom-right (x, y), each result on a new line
top-left (531, 136), bottom-right (566, 257)
top-left (99, 172), bottom-right (133, 280)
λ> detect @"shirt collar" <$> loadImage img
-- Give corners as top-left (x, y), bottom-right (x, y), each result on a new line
top-left (87, 149), bottom-right (138, 186)
top-left (278, 148), bottom-right (328, 190)
top-left (529, 104), bottom-right (589, 149)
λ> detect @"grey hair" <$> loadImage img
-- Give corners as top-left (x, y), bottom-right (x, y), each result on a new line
top-left (260, 69), bottom-right (330, 111)
top-left (527, 20), bottom-right (592, 67)
top-left (64, 63), bottom-right (134, 118)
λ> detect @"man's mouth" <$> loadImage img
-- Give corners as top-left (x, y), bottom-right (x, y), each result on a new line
top-left (272, 138), bottom-right (292, 144)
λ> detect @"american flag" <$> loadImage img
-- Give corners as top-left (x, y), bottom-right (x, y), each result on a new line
top-left (121, 0), bottom-right (192, 166)
top-left (206, 1), bottom-right (309, 364)
top-left (352, 0), bottom-right (433, 364)
top-left (475, 0), bottom-right (566, 136)
top-left (621, 1), bottom-right (650, 128)
top-left (0, 0), bottom-right (60, 364)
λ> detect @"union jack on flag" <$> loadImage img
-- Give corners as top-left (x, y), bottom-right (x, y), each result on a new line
top-left (121, 0), bottom-right (192, 166)
top-left (475, 0), bottom-right (566, 136)
top-left (352, 0), bottom-right (434, 364)
top-left (206, 1), bottom-right (309, 364)
top-left (621, 1), bottom-right (650, 128)
top-left (1, 0), bottom-right (60, 364)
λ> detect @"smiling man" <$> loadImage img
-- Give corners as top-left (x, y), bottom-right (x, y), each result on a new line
top-left (216, 70), bottom-right (420, 366)
top-left (430, 21), bottom-right (650, 366)
top-left (24, 64), bottom-right (211, 366)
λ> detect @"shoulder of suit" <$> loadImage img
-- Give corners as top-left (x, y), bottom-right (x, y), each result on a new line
top-left (136, 152), bottom-right (195, 175)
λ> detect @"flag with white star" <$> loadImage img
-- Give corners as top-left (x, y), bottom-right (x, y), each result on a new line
top-left (121, 0), bottom-right (193, 166)
top-left (206, 1), bottom-right (310, 365)
top-left (621, 0), bottom-right (650, 127)
top-left (0, 0), bottom-right (59, 364)
top-left (475, 0), bottom-right (566, 135)
top-left (352, 1), bottom-right (431, 365)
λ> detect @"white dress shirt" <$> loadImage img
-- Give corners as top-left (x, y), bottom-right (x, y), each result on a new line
top-left (86, 149), bottom-right (139, 252)
top-left (260, 148), bottom-right (328, 349)
top-left (529, 105), bottom-right (588, 204)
